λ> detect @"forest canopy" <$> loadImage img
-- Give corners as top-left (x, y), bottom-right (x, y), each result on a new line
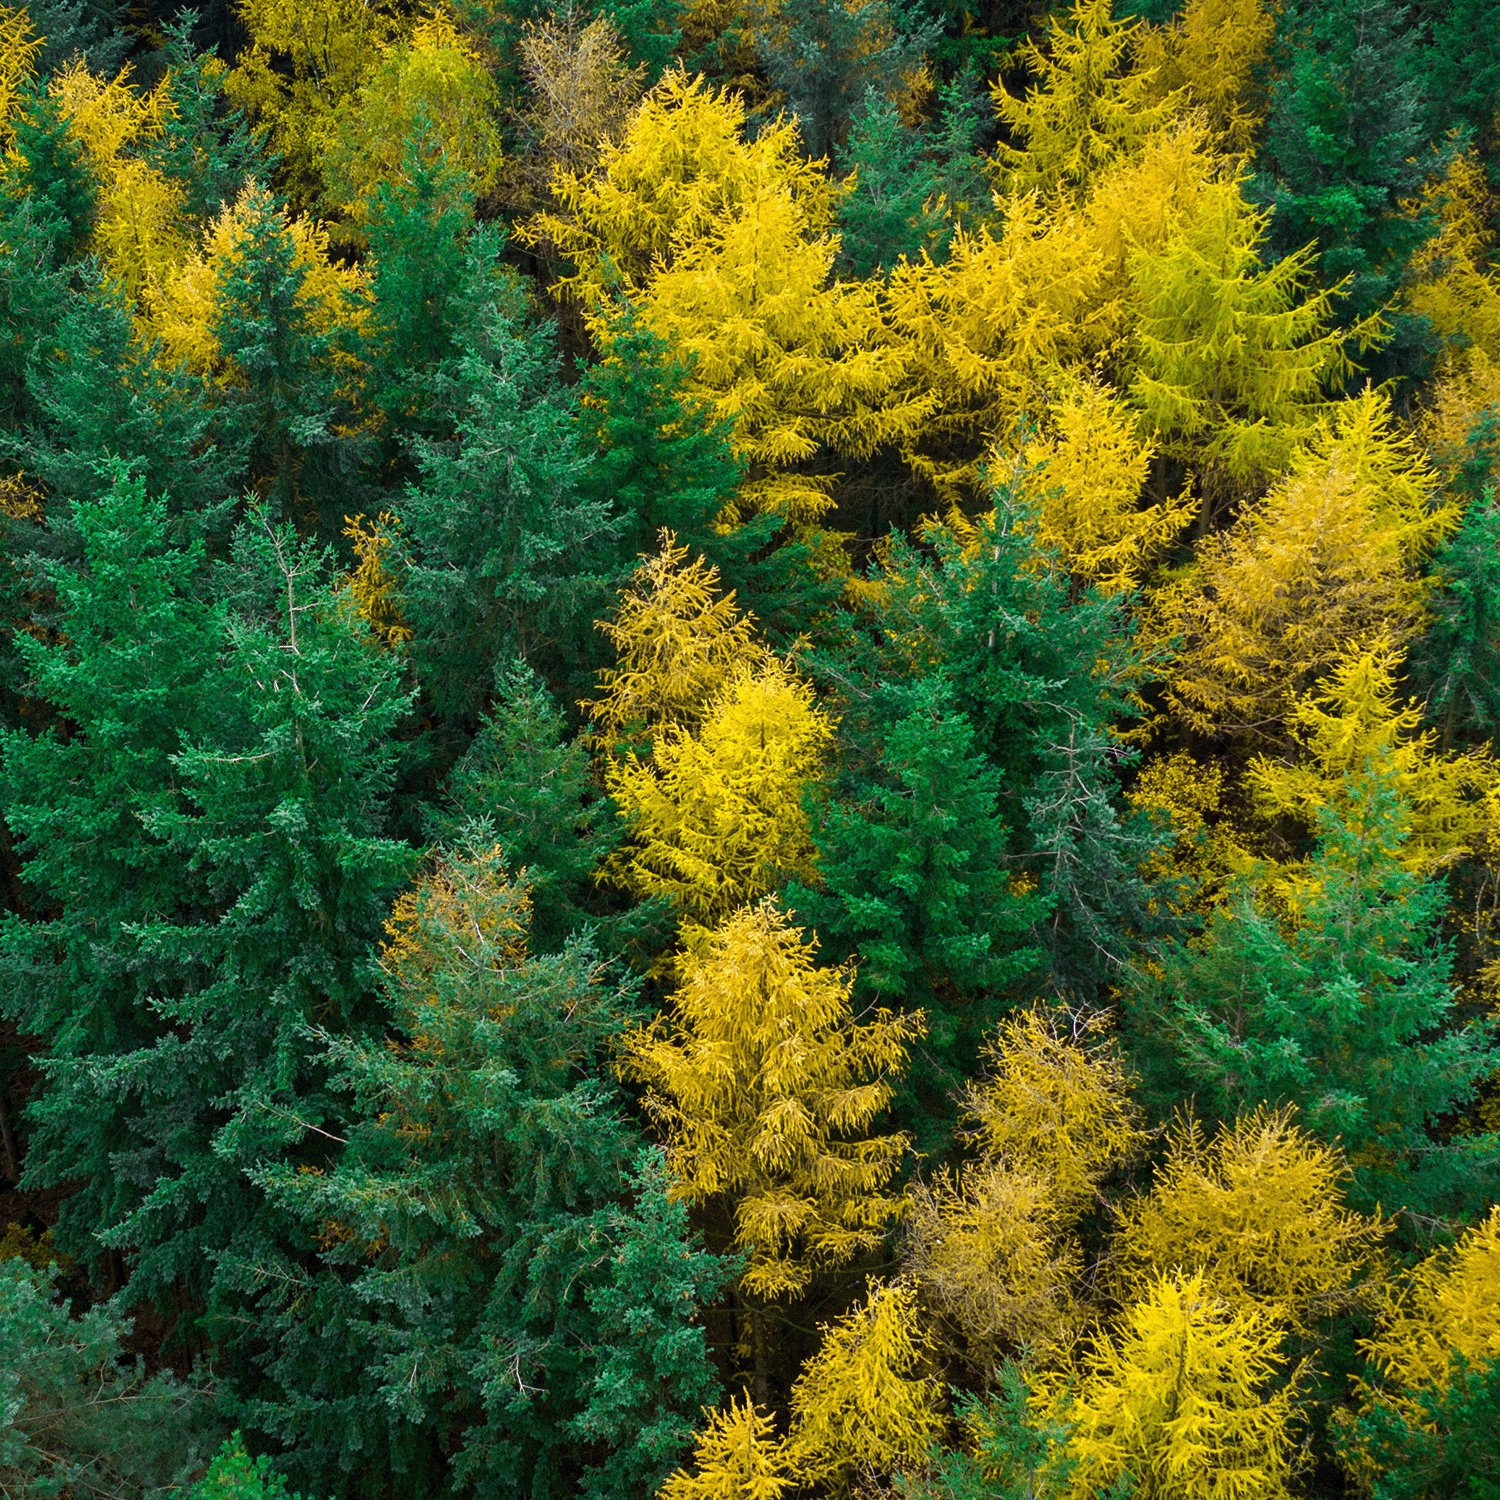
top-left (0, 0), bottom-right (1498, 1496)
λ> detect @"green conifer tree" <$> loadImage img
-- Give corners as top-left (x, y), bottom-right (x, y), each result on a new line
top-left (1124, 777), bottom-right (1500, 1215)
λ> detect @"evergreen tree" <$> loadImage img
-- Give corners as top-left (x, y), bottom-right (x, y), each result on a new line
top-left (247, 842), bottom-right (726, 1500)
top-left (0, 471), bottom-right (415, 1309)
top-left (1123, 777), bottom-right (1500, 1215)
top-left (1409, 496), bottom-right (1500, 749)
top-left (395, 290), bottom-right (613, 727)
top-left (749, 0), bottom-right (939, 163)
top-left (1256, 0), bottom-right (1433, 355)
top-left (788, 675), bottom-right (1042, 1138)
top-left (1426, 0), bottom-right (1500, 163)
top-left (426, 658), bottom-right (618, 953)
top-left (6, 82), bottom-right (93, 262)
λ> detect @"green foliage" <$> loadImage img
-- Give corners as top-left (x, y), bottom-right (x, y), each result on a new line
top-left (427, 657), bottom-right (618, 952)
top-left (0, 469), bottom-right (414, 1308)
top-left (749, 0), bottom-right (940, 163)
top-left (1257, 0), bottom-right (1433, 338)
top-left (0, 1258), bottom-right (223, 1498)
top-left (395, 287), bottom-right (613, 726)
top-left (248, 843), bottom-right (726, 1499)
top-left (1409, 495), bottom-right (1500, 748)
top-left (1348, 1354), bottom-right (1500, 1500)
top-left (6, 82), bottom-right (93, 259)
top-left (1124, 777), bottom-right (1500, 1215)
top-left (190, 1435), bottom-right (309, 1500)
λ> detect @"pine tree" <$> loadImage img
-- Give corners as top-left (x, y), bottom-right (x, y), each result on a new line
top-left (6, 81), bottom-right (93, 261)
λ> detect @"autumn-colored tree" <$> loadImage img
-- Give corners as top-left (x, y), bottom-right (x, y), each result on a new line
top-left (1246, 639), bottom-right (1495, 875)
top-left (536, 69), bottom-right (918, 523)
top-left (321, 16), bottom-right (502, 242)
top-left (904, 1007), bottom-right (1143, 1363)
top-left (658, 1393), bottom-right (794, 1500)
top-left (1112, 1109), bottom-right (1388, 1329)
top-left (1126, 175), bottom-right (1376, 509)
top-left (603, 657), bottom-right (833, 924)
top-left (786, 1281), bottom-right (945, 1494)
top-left (586, 534), bottom-right (772, 749)
top-left (223, 0), bottom-right (407, 212)
top-left (620, 898), bottom-right (922, 1395)
top-left (1018, 371), bottom-right (1191, 590)
top-left (990, 0), bottom-right (1181, 202)
top-left (1155, 390), bottom-right (1448, 741)
top-left (1038, 1271), bottom-right (1300, 1500)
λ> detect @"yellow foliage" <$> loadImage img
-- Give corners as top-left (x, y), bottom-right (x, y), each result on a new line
top-left (1155, 394), bottom-right (1444, 740)
top-left (340, 512), bottom-right (413, 647)
top-left (1405, 147), bottom-right (1500, 359)
top-left (659, 1393), bottom-right (794, 1500)
top-left (1127, 177), bottom-right (1372, 489)
top-left (224, 0), bottom-right (407, 212)
top-left (1357, 1205), bottom-right (1500, 1401)
top-left (0, 6), bottom-right (40, 144)
top-left (1135, 0), bottom-right (1275, 155)
top-left (905, 1159), bottom-right (1085, 1360)
top-left (602, 657), bottom-right (834, 923)
top-left (322, 14), bottom-right (502, 238)
top-left (151, 181), bottom-right (370, 376)
top-left (1112, 1109), bottom-right (1388, 1330)
top-left (1018, 371), bottom-right (1192, 589)
top-left (787, 1281), bottom-right (945, 1492)
top-left (51, 59), bottom-right (187, 301)
top-left (963, 1005), bottom-right (1145, 1216)
top-left (1038, 1270), bottom-right (1300, 1500)
top-left (881, 121), bottom-right (1229, 511)
top-left (1421, 347), bottom-right (1500, 484)
top-left (620, 898), bottom-right (923, 1300)
top-left (1247, 639), bottom-right (1495, 876)
top-left (535, 70), bottom-right (918, 523)
top-left (990, 0), bottom-right (1183, 201)
top-left (1128, 752), bottom-right (1254, 911)
top-left (585, 534), bottom-right (773, 747)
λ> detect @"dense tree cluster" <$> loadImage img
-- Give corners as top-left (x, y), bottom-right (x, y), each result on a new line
top-left (0, 0), bottom-right (1498, 1495)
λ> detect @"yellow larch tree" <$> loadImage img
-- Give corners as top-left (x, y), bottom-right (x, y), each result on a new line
top-left (339, 512), bottom-right (413, 648)
top-left (658, 1393), bottom-right (795, 1500)
top-left (0, 6), bottom-right (39, 143)
top-left (223, 0), bottom-right (409, 213)
top-left (585, 535), bottom-right (773, 749)
top-left (601, 657), bottom-right (834, 924)
top-left (1125, 176), bottom-right (1375, 508)
top-left (1134, 0), bottom-right (1275, 156)
top-left (321, 14), bottom-right (502, 242)
top-left (1038, 1270), bottom-right (1300, 1500)
top-left (1247, 639), bottom-right (1495, 876)
top-left (989, 0), bottom-right (1182, 202)
top-left (903, 1007), bottom-right (1144, 1364)
top-left (51, 58), bottom-right (187, 303)
top-left (1154, 391), bottom-right (1447, 742)
top-left (786, 1281), bottom-right (945, 1495)
top-left (1018, 370), bottom-right (1192, 590)
top-left (535, 69), bottom-right (921, 524)
top-left (619, 898), bottom-right (922, 1343)
top-left (1344, 1206), bottom-right (1500, 1467)
top-left (1111, 1109), bottom-right (1388, 1331)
